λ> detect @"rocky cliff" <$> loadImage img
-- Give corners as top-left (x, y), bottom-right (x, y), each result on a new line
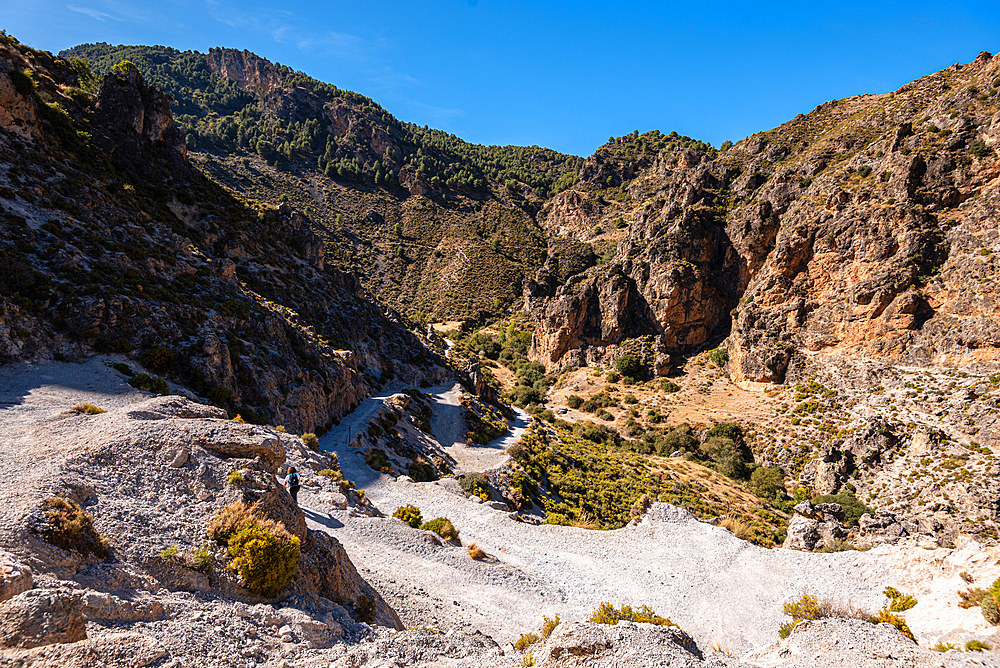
top-left (527, 52), bottom-right (1000, 386)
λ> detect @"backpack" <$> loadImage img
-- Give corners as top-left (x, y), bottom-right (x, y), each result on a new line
top-left (289, 472), bottom-right (299, 487)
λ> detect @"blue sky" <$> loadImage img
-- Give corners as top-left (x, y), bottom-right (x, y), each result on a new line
top-left (4, 1), bottom-right (1000, 156)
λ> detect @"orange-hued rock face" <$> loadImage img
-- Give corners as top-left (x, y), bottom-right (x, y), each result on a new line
top-left (528, 52), bottom-right (1000, 382)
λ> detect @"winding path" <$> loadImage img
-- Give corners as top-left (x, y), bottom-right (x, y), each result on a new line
top-left (317, 382), bottom-right (530, 487)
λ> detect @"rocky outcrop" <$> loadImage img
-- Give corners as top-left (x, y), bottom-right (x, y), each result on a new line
top-left (0, 39), bottom-right (447, 434)
top-left (0, 58), bottom-right (40, 140)
top-left (782, 501), bottom-right (848, 551)
top-left (94, 62), bottom-right (186, 163)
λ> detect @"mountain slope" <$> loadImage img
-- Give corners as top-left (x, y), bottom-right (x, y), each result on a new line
top-left (0, 33), bottom-right (442, 433)
top-left (61, 43), bottom-right (584, 321)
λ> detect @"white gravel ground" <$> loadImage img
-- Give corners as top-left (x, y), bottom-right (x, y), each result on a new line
top-left (309, 378), bottom-right (1000, 655)
top-left (4, 361), bottom-right (1000, 663)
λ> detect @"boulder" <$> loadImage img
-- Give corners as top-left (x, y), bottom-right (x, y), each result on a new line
top-left (0, 588), bottom-right (86, 649)
top-left (539, 620), bottom-right (703, 666)
top-left (783, 501), bottom-right (848, 551)
top-left (81, 591), bottom-right (165, 622)
top-left (856, 511), bottom-right (920, 548)
top-left (0, 550), bottom-right (32, 603)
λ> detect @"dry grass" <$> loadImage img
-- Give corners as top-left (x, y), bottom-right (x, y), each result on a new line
top-left (720, 517), bottom-right (752, 541)
top-left (207, 501), bottom-right (293, 545)
top-left (629, 493), bottom-right (651, 520)
top-left (570, 511), bottom-right (600, 530)
top-left (467, 541), bottom-right (487, 560)
top-left (38, 497), bottom-right (109, 557)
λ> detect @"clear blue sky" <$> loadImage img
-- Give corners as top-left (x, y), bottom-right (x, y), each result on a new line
top-left (4, 1), bottom-right (999, 157)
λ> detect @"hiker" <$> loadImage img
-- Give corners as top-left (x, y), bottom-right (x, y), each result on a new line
top-left (284, 466), bottom-right (301, 505)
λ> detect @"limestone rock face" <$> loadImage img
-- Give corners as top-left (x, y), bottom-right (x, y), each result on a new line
top-left (0, 59), bottom-right (40, 140)
top-left (527, 52), bottom-right (1000, 384)
top-left (856, 511), bottom-right (920, 548)
top-left (205, 47), bottom-right (284, 91)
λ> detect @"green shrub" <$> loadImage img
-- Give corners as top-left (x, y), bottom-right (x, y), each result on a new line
top-left (9, 69), bottom-right (35, 97)
top-left (983, 595), bottom-right (1000, 624)
top-left (38, 497), bottom-right (109, 558)
top-left (857, 165), bottom-right (873, 178)
top-left (981, 579), bottom-right (1000, 624)
top-left (160, 546), bottom-right (179, 561)
top-left (873, 608), bottom-right (914, 641)
top-left (514, 632), bottom-right (539, 651)
top-left (317, 468), bottom-right (338, 478)
top-left (420, 517), bottom-right (459, 541)
top-left (139, 345), bottom-right (177, 375)
top-left (605, 371), bottom-right (620, 383)
top-left (71, 403), bottom-right (106, 415)
top-left (566, 395), bottom-right (584, 409)
top-left (193, 543), bottom-right (212, 572)
top-left (811, 492), bottom-right (873, 528)
top-left (659, 379), bottom-right (680, 393)
top-left (931, 642), bottom-right (957, 652)
top-left (111, 362), bottom-right (135, 377)
top-left (206, 386), bottom-right (232, 405)
top-left (393, 504), bottom-right (422, 528)
top-left (884, 586), bottom-right (917, 611)
top-left (228, 470), bottom-right (244, 485)
top-left (706, 422), bottom-right (742, 443)
top-left (458, 473), bottom-right (491, 500)
top-left (616, 354), bottom-right (646, 381)
top-left (365, 448), bottom-right (389, 471)
top-left (966, 640), bottom-right (991, 652)
top-left (589, 602), bottom-right (676, 627)
top-left (227, 520), bottom-right (300, 597)
top-left (750, 466), bottom-right (785, 500)
top-left (661, 424), bottom-right (698, 454)
top-left (781, 590), bottom-right (882, 637)
top-left (129, 373), bottom-right (169, 395)
top-left (301, 433), bottom-right (320, 450)
top-left (970, 139), bottom-right (990, 158)
top-left (708, 348), bottom-right (729, 367)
